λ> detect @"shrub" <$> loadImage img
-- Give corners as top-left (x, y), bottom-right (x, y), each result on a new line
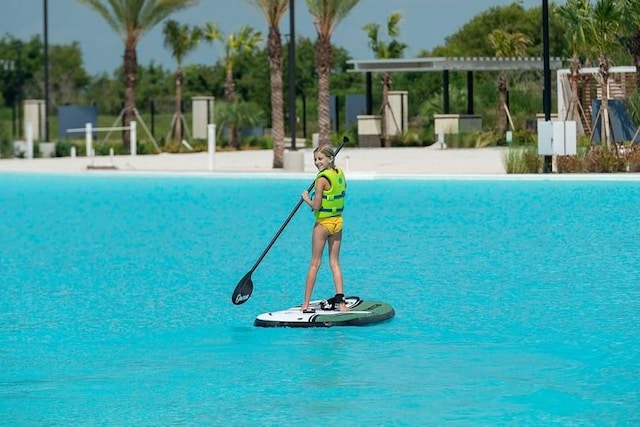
top-left (55, 140), bottom-right (82, 157)
top-left (93, 141), bottom-right (124, 156)
top-left (620, 144), bottom-right (640, 172)
top-left (0, 126), bottom-right (11, 158)
top-left (474, 131), bottom-right (501, 148)
top-left (556, 155), bottom-right (583, 173)
top-left (331, 128), bottom-right (358, 147)
top-left (510, 128), bottom-right (537, 147)
top-left (583, 145), bottom-right (626, 173)
top-left (162, 139), bottom-right (208, 153)
top-left (444, 131), bottom-right (500, 148)
top-left (503, 146), bottom-right (541, 173)
top-left (390, 130), bottom-right (423, 147)
top-left (243, 135), bottom-right (272, 149)
top-left (0, 139), bottom-right (12, 158)
top-left (135, 140), bottom-right (158, 155)
top-left (445, 132), bottom-right (473, 148)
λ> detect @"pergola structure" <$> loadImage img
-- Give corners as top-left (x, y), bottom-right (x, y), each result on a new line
top-left (346, 57), bottom-right (565, 115)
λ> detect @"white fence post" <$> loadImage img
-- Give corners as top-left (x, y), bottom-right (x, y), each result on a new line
top-left (85, 122), bottom-right (93, 157)
top-left (208, 124), bottom-right (216, 171)
top-left (130, 121), bottom-right (137, 157)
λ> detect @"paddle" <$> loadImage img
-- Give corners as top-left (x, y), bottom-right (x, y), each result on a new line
top-left (231, 136), bottom-right (350, 305)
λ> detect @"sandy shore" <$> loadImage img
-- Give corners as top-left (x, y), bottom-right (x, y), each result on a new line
top-left (0, 146), bottom-right (509, 176)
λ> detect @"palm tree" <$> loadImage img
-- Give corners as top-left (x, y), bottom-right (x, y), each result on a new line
top-left (306, 0), bottom-right (360, 147)
top-left (201, 22), bottom-right (223, 55)
top-left (488, 29), bottom-right (531, 135)
top-left (247, 0), bottom-right (288, 168)
top-left (162, 19), bottom-right (202, 142)
top-left (584, 0), bottom-right (622, 147)
top-left (363, 12), bottom-right (407, 148)
top-left (76, 0), bottom-right (198, 152)
top-left (203, 23), bottom-right (263, 148)
top-left (215, 100), bottom-right (265, 144)
top-left (556, 0), bottom-right (590, 130)
top-left (619, 0), bottom-right (640, 90)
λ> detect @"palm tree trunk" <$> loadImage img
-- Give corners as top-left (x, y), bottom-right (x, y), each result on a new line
top-left (601, 79), bottom-right (611, 147)
top-left (599, 54), bottom-right (611, 147)
top-left (567, 54), bottom-right (580, 123)
top-left (224, 68), bottom-right (235, 102)
top-left (173, 67), bottom-right (183, 141)
top-left (225, 69), bottom-right (238, 149)
top-left (123, 41), bottom-right (137, 153)
top-left (316, 36), bottom-right (332, 147)
top-left (268, 27), bottom-right (285, 168)
top-left (381, 72), bottom-right (390, 147)
top-left (497, 72), bottom-right (507, 135)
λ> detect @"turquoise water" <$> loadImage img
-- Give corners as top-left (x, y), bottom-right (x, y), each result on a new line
top-left (1, 173), bottom-right (639, 425)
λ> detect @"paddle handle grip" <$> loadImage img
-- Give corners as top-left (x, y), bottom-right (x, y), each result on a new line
top-left (249, 136), bottom-right (349, 272)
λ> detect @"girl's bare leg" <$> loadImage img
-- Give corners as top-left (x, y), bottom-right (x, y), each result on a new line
top-left (302, 223), bottom-right (328, 310)
top-left (327, 231), bottom-right (347, 312)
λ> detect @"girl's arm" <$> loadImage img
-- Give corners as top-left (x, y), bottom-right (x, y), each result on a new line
top-left (302, 177), bottom-right (329, 211)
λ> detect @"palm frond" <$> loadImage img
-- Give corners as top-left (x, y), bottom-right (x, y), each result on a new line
top-left (387, 12), bottom-right (402, 38)
top-left (362, 12), bottom-right (406, 60)
top-left (247, 0), bottom-right (288, 28)
top-left (305, 0), bottom-right (360, 38)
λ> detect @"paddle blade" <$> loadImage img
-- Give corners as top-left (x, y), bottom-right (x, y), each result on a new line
top-left (232, 272), bottom-right (254, 305)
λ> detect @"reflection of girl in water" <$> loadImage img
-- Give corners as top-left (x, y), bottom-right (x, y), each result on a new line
top-left (300, 145), bottom-right (348, 313)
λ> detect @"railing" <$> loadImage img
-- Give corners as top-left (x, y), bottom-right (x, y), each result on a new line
top-left (66, 122), bottom-right (138, 157)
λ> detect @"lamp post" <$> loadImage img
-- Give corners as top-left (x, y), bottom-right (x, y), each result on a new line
top-left (542, 0), bottom-right (552, 173)
top-left (288, 0), bottom-right (296, 150)
top-left (14, 41), bottom-right (23, 139)
top-left (44, 0), bottom-right (50, 142)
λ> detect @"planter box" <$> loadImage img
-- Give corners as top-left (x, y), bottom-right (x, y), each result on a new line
top-left (434, 114), bottom-right (482, 135)
top-left (357, 115), bottom-right (381, 147)
top-left (39, 142), bottom-right (56, 158)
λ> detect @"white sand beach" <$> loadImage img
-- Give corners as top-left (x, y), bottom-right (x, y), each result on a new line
top-left (0, 146), bottom-right (509, 176)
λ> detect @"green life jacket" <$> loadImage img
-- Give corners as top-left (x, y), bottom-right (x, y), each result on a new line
top-left (315, 167), bottom-right (346, 219)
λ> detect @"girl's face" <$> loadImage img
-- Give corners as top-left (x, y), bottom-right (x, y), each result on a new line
top-left (313, 151), bottom-right (333, 171)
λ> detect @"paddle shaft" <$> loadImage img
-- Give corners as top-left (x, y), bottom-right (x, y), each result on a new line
top-left (247, 137), bottom-right (348, 274)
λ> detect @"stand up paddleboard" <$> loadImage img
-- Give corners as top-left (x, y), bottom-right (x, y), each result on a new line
top-left (254, 296), bottom-right (395, 328)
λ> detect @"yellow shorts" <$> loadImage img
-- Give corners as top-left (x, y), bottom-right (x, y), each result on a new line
top-left (317, 216), bottom-right (343, 235)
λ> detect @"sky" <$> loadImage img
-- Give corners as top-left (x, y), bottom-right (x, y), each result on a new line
top-left (0, 0), bottom-right (544, 76)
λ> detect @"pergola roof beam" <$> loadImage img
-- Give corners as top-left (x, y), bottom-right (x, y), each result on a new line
top-left (347, 57), bottom-right (565, 73)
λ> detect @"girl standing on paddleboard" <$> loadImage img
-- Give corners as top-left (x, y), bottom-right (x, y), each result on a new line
top-left (300, 144), bottom-right (348, 313)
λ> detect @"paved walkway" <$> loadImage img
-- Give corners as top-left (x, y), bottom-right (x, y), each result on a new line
top-left (0, 146), bottom-right (508, 175)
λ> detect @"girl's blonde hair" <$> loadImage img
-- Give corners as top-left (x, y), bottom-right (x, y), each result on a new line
top-left (314, 144), bottom-right (335, 160)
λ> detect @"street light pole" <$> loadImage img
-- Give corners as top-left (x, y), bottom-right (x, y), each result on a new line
top-left (288, 0), bottom-right (296, 150)
top-left (44, 0), bottom-right (50, 142)
top-left (542, 0), bottom-right (552, 173)
top-left (14, 41), bottom-right (23, 139)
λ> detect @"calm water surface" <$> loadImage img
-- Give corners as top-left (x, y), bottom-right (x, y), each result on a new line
top-left (1, 173), bottom-right (639, 425)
